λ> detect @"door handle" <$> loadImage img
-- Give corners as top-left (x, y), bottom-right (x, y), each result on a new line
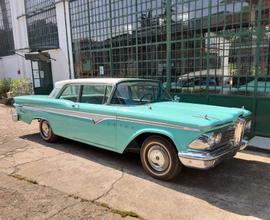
top-left (72, 104), bottom-right (80, 108)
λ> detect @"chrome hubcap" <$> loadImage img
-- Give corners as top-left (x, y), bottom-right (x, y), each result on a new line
top-left (147, 145), bottom-right (170, 172)
top-left (41, 121), bottom-right (50, 138)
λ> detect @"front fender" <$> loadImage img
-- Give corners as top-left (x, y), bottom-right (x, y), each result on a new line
top-left (117, 123), bottom-right (201, 153)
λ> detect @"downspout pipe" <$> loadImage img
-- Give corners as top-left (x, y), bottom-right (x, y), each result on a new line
top-left (63, 0), bottom-right (72, 79)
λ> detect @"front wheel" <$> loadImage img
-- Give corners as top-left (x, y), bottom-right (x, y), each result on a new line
top-left (140, 136), bottom-right (182, 181)
top-left (39, 120), bottom-right (58, 142)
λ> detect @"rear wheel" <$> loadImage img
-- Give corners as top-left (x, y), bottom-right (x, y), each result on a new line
top-left (140, 136), bottom-right (182, 180)
top-left (39, 120), bottom-right (57, 142)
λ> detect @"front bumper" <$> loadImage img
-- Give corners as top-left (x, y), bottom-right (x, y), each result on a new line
top-left (178, 140), bottom-right (248, 169)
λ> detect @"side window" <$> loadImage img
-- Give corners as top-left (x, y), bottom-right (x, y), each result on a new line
top-left (59, 85), bottom-right (80, 102)
top-left (80, 84), bottom-right (112, 104)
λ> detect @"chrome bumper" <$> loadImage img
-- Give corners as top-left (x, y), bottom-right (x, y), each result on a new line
top-left (178, 140), bottom-right (248, 169)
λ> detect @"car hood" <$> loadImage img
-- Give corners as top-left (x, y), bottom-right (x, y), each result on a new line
top-left (119, 101), bottom-right (251, 130)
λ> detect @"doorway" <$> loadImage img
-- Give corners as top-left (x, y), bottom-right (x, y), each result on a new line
top-left (31, 61), bottom-right (53, 95)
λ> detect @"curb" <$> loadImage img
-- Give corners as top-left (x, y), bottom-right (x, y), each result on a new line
top-left (245, 145), bottom-right (270, 154)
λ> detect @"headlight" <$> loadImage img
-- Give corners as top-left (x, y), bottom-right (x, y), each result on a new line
top-left (209, 133), bottom-right (222, 146)
top-left (189, 132), bottom-right (222, 150)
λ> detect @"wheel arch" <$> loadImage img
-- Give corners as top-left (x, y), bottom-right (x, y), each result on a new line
top-left (123, 129), bottom-right (178, 153)
top-left (29, 116), bottom-right (49, 124)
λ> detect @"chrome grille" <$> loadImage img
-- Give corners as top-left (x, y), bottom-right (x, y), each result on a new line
top-left (210, 127), bottom-right (235, 150)
top-left (221, 128), bottom-right (235, 144)
top-left (209, 119), bottom-right (247, 150)
top-left (234, 119), bottom-right (246, 145)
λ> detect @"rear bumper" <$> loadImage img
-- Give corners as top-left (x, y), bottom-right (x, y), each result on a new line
top-left (178, 140), bottom-right (248, 169)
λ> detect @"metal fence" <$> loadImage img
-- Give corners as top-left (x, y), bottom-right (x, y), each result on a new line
top-left (69, 0), bottom-right (270, 97)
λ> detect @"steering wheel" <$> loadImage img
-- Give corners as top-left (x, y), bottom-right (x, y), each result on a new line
top-left (139, 93), bottom-right (153, 102)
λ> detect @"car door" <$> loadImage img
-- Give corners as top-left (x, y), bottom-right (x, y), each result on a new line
top-left (48, 84), bottom-right (82, 138)
top-left (68, 83), bottom-right (117, 150)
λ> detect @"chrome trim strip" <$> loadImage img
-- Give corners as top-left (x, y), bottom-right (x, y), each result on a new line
top-left (19, 104), bottom-right (200, 131)
top-left (117, 116), bottom-right (199, 131)
top-left (22, 104), bottom-right (116, 124)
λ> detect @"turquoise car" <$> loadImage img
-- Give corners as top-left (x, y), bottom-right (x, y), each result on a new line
top-left (13, 78), bottom-right (251, 180)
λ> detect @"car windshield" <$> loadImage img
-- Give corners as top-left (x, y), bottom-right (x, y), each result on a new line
top-left (111, 81), bottom-right (172, 105)
top-left (48, 87), bottom-right (61, 98)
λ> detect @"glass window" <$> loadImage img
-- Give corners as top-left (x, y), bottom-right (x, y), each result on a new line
top-left (59, 85), bottom-right (80, 102)
top-left (80, 84), bottom-right (112, 104)
top-left (111, 81), bottom-right (172, 105)
top-left (0, 0), bottom-right (14, 57)
top-left (48, 87), bottom-right (60, 98)
top-left (25, 0), bottom-right (59, 50)
top-left (69, 0), bottom-right (166, 79)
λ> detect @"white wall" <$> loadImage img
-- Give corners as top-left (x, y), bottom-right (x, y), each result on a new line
top-left (51, 0), bottom-right (74, 82)
top-left (0, 55), bottom-right (20, 79)
top-left (48, 49), bottom-right (70, 83)
top-left (0, 0), bottom-right (32, 80)
top-left (0, 54), bottom-right (31, 80)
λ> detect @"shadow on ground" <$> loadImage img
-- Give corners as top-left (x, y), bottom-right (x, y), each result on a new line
top-left (20, 133), bottom-right (270, 220)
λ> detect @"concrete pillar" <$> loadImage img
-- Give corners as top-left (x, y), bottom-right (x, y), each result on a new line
top-left (53, 0), bottom-right (74, 81)
top-left (9, 0), bottom-right (31, 79)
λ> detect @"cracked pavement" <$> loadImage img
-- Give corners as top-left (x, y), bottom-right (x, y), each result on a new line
top-left (0, 104), bottom-right (270, 220)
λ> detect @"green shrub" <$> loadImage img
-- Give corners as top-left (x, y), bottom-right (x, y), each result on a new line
top-left (10, 78), bottom-right (31, 97)
top-left (0, 78), bottom-right (11, 98)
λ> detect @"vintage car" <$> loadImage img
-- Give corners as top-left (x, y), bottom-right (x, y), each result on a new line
top-left (13, 78), bottom-right (251, 180)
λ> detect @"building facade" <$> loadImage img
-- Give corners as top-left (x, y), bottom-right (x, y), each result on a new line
top-left (0, 0), bottom-right (73, 94)
top-left (1, 0), bottom-right (270, 136)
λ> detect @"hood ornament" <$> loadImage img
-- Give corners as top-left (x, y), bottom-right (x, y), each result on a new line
top-left (192, 114), bottom-right (219, 120)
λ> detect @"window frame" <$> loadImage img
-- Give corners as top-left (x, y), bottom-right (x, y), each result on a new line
top-left (57, 84), bottom-right (81, 102)
top-left (79, 83), bottom-right (113, 105)
top-left (108, 80), bottom-right (171, 106)
top-left (56, 83), bottom-right (114, 105)
top-left (25, 0), bottom-right (59, 50)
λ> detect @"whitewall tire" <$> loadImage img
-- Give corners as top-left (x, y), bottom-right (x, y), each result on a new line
top-left (140, 135), bottom-right (182, 180)
top-left (39, 120), bottom-right (57, 142)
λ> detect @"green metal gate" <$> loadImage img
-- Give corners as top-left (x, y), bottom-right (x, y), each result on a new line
top-left (69, 0), bottom-right (270, 137)
top-left (169, 0), bottom-right (270, 137)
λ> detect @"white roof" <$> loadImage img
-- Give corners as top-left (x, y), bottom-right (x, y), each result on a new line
top-left (54, 78), bottom-right (144, 88)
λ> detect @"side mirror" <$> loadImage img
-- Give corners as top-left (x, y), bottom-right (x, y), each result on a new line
top-left (174, 95), bottom-right (180, 102)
